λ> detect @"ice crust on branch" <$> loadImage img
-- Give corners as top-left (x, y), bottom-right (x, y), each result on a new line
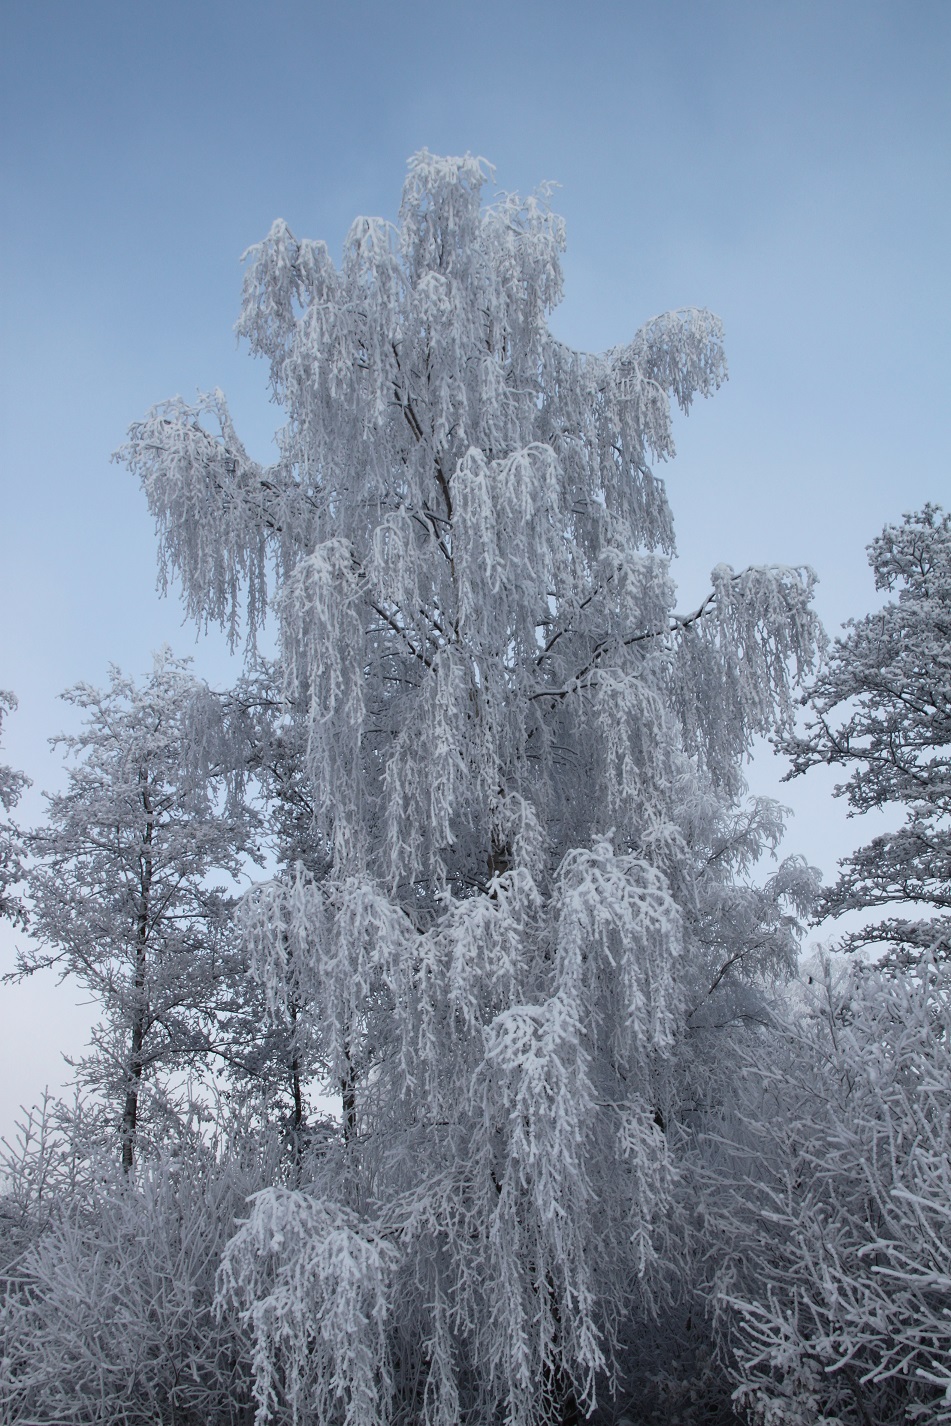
top-left (119, 152), bottom-right (822, 1425)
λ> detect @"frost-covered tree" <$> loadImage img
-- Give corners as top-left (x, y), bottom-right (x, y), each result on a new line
top-left (0, 692), bottom-right (29, 927)
top-left (121, 152), bottom-right (821, 1425)
top-left (216, 665), bottom-right (328, 1159)
top-left (782, 504), bottom-right (951, 965)
top-left (16, 652), bottom-right (260, 1171)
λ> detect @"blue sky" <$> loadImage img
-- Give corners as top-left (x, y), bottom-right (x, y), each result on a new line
top-left (1, 0), bottom-right (949, 1141)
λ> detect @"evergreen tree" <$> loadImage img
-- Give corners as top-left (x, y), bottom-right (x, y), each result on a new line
top-left (782, 504), bottom-right (951, 965)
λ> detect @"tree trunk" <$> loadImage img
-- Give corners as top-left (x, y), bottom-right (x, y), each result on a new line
top-left (341, 1033), bottom-right (357, 1144)
top-left (543, 1275), bottom-right (581, 1426)
top-left (543, 1359), bottom-right (581, 1426)
top-left (122, 775), bottom-right (153, 1173)
top-left (287, 997), bottom-right (305, 1175)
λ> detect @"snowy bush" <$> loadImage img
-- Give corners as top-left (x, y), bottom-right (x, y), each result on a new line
top-left (715, 960), bottom-right (951, 1425)
top-left (0, 1133), bottom-right (276, 1426)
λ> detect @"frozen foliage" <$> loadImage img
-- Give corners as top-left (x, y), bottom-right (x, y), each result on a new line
top-left (0, 1131), bottom-right (272, 1426)
top-left (782, 505), bottom-right (951, 964)
top-left (15, 652), bottom-right (261, 1169)
top-left (117, 153), bottom-right (822, 1424)
top-left (0, 692), bottom-right (28, 926)
top-left (0, 1093), bottom-right (95, 1273)
top-left (715, 960), bottom-right (951, 1425)
top-left (219, 1191), bottom-right (398, 1426)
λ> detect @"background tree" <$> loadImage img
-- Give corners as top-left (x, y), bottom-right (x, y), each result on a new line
top-left (15, 652), bottom-right (260, 1171)
top-left (121, 152), bottom-right (821, 1425)
top-left (216, 666), bottom-right (328, 1163)
top-left (782, 504), bottom-right (951, 964)
top-left (0, 692), bottom-right (28, 927)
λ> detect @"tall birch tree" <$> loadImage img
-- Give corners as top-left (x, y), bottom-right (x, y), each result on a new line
top-left (121, 152), bottom-right (821, 1425)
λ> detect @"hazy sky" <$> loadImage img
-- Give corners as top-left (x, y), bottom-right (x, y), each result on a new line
top-left (1, 0), bottom-right (949, 1143)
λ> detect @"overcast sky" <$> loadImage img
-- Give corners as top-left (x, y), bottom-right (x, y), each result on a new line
top-left (1, 0), bottom-right (949, 1144)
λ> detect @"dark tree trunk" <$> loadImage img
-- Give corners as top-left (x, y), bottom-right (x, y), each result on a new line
top-left (543, 1274), bottom-right (581, 1426)
top-left (341, 1033), bottom-right (357, 1144)
top-left (120, 1007), bottom-right (145, 1173)
top-left (122, 775), bottom-right (153, 1173)
top-left (287, 997), bottom-right (305, 1175)
top-left (543, 1359), bottom-right (581, 1426)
